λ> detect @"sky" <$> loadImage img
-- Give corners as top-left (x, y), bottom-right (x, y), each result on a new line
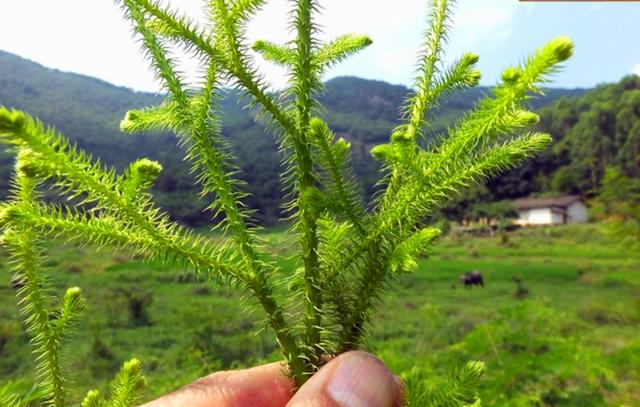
top-left (0, 0), bottom-right (638, 93)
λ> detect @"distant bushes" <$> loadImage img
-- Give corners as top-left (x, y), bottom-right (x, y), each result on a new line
top-left (117, 287), bottom-right (154, 327)
top-left (0, 321), bottom-right (18, 356)
top-left (578, 300), bottom-right (640, 325)
top-left (446, 301), bottom-right (621, 405)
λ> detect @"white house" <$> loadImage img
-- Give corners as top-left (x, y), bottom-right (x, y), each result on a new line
top-left (512, 196), bottom-right (588, 226)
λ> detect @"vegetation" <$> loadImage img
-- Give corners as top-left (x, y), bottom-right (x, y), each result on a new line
top-left (6, 57), bottom-right (640, 227)
top-left (0, 0), bottom-right (577, 404)
top-left (590, 167), bottom-right (640, 249)
top-left (5, 46), bottom-right (639, 227)
top-left (440, 75), bottom-right (640, 221)
top-left (487, 75), bottom-right (640, 199)
top-left (0, 51), bottom-right (583, 226)
top-left (1, 224), bottom-right (638, 405)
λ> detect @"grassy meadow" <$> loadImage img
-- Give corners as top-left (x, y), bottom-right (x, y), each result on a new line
top-left (1, 223), bottom-right (638, 406)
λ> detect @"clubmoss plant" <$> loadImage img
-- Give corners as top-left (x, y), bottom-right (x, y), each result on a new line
top-left (0, 159), bottom-right (147, 406)
top-left (0, 0), bottom-right (572, 404)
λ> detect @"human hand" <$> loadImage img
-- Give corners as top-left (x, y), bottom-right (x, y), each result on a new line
top-left (141, 351), bottom-right (403, 407)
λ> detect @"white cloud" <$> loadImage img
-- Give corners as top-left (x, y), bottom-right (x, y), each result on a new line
top-left (243, 0), bottom-right (429, 88)
top-left (442, 0), bottom-right (519, 81)
top-left (634, 63), bottom-right (640, 77)
top-left (0, 0), bottom-right (154, 90)
top-left (0, 0), bottom-right (521, 91)
top-left (452, 0), bottom-right (517, 48)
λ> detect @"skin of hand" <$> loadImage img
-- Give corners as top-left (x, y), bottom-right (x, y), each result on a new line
top-left (141, 351), bottom-right (404, 407)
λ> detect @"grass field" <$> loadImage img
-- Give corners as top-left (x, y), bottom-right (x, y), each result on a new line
top-left (1, 224), bottom-right (638, 406)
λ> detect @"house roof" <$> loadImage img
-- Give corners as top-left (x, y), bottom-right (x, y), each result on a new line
top-left (512, 195), bottom-right (583, 210)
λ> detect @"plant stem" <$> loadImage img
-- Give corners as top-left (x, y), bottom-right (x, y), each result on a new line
top-left (293, 0), bottom-right (323, 373)
top-left (337, 243), bottom-right (384, 352)
top-left (11, 174), bottom-right (66, 407)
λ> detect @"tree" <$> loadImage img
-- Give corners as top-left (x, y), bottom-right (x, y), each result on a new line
top-left (479, 75), bottom-right (640, 203)
top-left (591, 167), bottom-right (640, 249)
top-left (551, 165), bottom-right (579, 194)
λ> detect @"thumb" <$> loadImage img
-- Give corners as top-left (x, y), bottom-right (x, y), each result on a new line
top-left (287, 351), bottom-right (402, 407)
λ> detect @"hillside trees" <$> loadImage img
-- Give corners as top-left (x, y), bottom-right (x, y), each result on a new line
top-left (591, 167), bottom-right (640, 248)
top-left (0, 51), bottom-right (583, 225)
top-left (468, 75), bottom-right (640, 210)
top-left (550, 76), bottom-right (640, 189)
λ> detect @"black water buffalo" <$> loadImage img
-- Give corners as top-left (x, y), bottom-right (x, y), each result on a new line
top-left (461, 270), bottom-right (484, 288)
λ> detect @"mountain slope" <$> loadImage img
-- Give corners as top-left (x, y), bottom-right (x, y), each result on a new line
top-left (491, 75), bottom-right (640, 198)
top-left (0, 50), bottom-right (586, 224)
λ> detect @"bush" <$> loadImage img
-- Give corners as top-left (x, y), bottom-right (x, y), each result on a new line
top-left (0, 321), bottom-right (18, 356)
top-left (117, 287), bottom-right (154, 327)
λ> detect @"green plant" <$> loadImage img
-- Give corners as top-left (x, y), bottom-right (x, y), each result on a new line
top-left (0, 168), bottom-right (147, 406)
top-left (0, 0), bottom-right (572, 403)
top-left (591, 166), bottom-right (640, 249)
top-left (402, 361), bottom-right (486, 407)
top-left (116, 286), bottom-right (154, 327)
top-left (0, 320), bottom-right (18, 356)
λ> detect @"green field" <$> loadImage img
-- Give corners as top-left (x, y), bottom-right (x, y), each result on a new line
top-left (1, 224), bottom-right (638, 406)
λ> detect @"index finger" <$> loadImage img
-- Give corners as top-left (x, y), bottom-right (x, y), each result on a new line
top-left (141, 362), bottom-right (294, 407)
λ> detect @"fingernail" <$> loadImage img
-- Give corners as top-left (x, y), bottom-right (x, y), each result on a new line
top-left (327, 353), bottom-right (395, 407)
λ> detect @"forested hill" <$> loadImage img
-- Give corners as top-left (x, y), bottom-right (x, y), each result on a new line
top-left (475, 75), bottom-right (640, 209)
top-left (0, 50), bottom-right (586, 225)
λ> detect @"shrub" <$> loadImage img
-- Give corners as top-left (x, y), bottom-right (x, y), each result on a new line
top-left (0, 320), bottom-right (18, 356)
top-left (117, 287), bottom-right (154, 327)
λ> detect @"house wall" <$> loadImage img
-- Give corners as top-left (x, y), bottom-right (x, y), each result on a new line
top-left (514, 199), bottom-right (588, 226)
top-left (515, 209), bottom-right (531, 225)
top-left (516, 208), bottom-right (559, 226)
top-left (516, 202), bottom-right (588, 226)
top-left (551, 210), bottom-right (565, 225)
top-left (517, 208), bottom-right (570, 226)
top-left (567, 202), bottom-right (588, 223)
top-left (527, 208), bottom-right (549, 225)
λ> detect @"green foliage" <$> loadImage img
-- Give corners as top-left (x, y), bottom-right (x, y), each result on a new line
top-left (488, 75), bottom-right (640, 201)
top-left (0, 382), bottom-right (43, 407)
top-left (468, 201), bottom-right (518, 223)
top-left (590, 167), bottom-right (640, 249)
top-left (0, 386), bottom-right (20, 407)
top-left (0, 52), bottom-right (582, 226)
top-left (117, 286), bottom-right (154, 327)
top-left (550, 165), bottom-right (578, 193)
top-left (0, 160), bottom-right (147, 406)
top-left (82, 358), bottom-right (147, 407)
top-left (0, 0), bottom-right (572, 401)
top-left (403, 361), bottom-right (486, 407)
top-left (1, 224), bottom-right (638, 404)
top-left (2, 169), bottom-right (74, 407)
